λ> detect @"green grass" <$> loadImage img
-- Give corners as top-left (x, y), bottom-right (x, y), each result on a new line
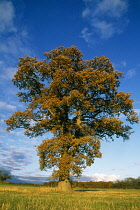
top-left (0, 183), bottom-right (140, 210)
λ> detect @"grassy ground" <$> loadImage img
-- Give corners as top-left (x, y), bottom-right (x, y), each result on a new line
top-left (0, 183), bottom-right (140, 210)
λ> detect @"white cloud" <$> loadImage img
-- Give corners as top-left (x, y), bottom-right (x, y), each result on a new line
top-left (0, 101), bottom-right (16, 111)
top-left (0, 1), bottom-right (16, 33)
top-left (88, 173), bottom-right (120, 182)
top-left (126, 69), bottom-right (136, 79)
top-left (0, 60), bottom-right (18, 81)
top-left (1, 66), bottom-right (17, 80)
top-left (81, 27), bottom-right (93, 43)
top-left (134, 109), bottom-right (140, 116)
top-left (82, 0), bottom-right (129, 42)
top-left (92, 20), bottom-right (116, 39)
top-left (0, 140), bottom-right (32, 170)
top-left (82, 7), bottom-right (91, 18)
top-left (0, 60), bottom-right (4, 65)
top-left (121, 61), bottom-right (127, 67)
top-left (9, 130), bottom-right (24, 137)
top-left (94, 0), bottom-right (128, 18)
top-left (0, 1), bottom-right (33, 60)
top-left (134, 161), bottom-right (140, 166)
top-left (13, 175), bottom-right (48, 184)
top-left (0, 31), bottom-right (31, 57)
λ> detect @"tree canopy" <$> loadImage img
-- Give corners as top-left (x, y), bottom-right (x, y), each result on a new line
top-left (0, 170), bottom-right (11, 182)
top-left (6, 46), bottom-right (138, 181)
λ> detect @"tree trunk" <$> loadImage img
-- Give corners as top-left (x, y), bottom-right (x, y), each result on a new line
top-left (57, 179), bottom-right (73, 192)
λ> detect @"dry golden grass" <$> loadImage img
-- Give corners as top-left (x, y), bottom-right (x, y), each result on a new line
top-left (0, 184), bottom-right (140, 209)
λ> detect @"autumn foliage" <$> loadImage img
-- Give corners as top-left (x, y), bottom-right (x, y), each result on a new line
top-left (6, 46), bottom-right (138, 181)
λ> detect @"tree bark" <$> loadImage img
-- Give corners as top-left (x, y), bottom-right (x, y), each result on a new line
top-left (57, 179), bottom-right (73, 192)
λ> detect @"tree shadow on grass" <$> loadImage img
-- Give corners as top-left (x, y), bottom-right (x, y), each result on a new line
top-left (74, 189), bottom-right (101, 192)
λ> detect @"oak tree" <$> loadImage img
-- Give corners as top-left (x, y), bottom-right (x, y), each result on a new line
top-left (6, 46), bottom-right (138, 188)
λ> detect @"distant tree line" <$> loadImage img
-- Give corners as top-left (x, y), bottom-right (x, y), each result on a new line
top-left (43, 177), bottom-right (140, 189)
top-left (72, 181), bottom-right (113, 188)
top-left (43, 180), bottom-right (114, 188)
top-left (113, 177), bottom-right (140, 189)
top-left (1, 169), bottom-right (139, 189)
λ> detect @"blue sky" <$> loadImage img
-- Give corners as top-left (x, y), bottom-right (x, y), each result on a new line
top-left (0, 0), bottom-right (140, 184)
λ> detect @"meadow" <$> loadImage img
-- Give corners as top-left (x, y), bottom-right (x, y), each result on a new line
top-left (0, 183), bottom-right (140, 210)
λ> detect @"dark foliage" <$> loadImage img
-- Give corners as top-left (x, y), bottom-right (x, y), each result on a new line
top-left (113, 177), bottom-right (140, 189)
top-left (0, 170), bottom-right (11, 182)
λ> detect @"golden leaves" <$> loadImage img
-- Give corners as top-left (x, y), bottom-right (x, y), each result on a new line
top-left (6, 46), bottom-right (139, 180)
top-left (37, 134), bottom-right (102, 179)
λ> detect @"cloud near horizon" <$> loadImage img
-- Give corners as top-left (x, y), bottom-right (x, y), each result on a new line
top-left (81, 0), bottom-right (129, 43)
top-left (89, 173), bottom-right (121, 182)
top-left (3, 173), bottom-right (121, 184)
top-left (78, 173), bottom-right (120, 182)
top-left (0, 140), bottom-right (32, 171)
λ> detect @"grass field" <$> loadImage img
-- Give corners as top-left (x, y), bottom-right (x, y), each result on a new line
top-left (0, 183), bottom-right (140, 210)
